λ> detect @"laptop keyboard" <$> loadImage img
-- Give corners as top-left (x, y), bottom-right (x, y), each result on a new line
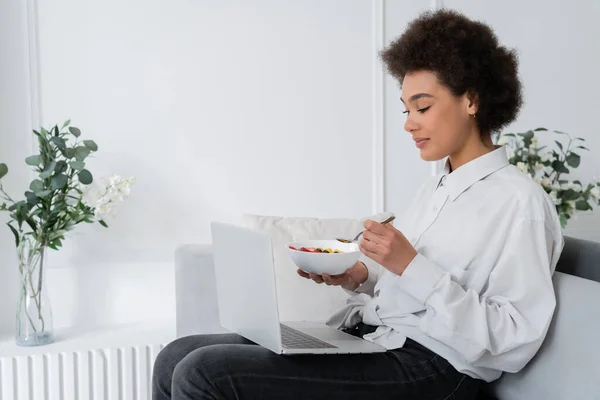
top-left (280, 324), bottom-right (337, 349)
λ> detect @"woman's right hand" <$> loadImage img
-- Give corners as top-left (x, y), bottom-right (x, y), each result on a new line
top-left (296, 261), bottom-right (369, 291)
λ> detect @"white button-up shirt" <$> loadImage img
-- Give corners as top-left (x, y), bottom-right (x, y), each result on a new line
top-left (326, 146), bottom-right (564, 382)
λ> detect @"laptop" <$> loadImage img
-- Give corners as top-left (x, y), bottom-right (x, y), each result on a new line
top-left (210, 221), bottom-right (387, 355)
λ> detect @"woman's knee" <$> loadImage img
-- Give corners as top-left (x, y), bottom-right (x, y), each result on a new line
top-left (153, 335), bottom-right (216, 398)
top-left (171, 345), bottom-right (226, 398)
top-left (171, 343), bottom-right (262, 398)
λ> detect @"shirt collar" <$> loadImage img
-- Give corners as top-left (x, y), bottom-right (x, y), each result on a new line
top-left (436, 146), bottom-right (509, 201)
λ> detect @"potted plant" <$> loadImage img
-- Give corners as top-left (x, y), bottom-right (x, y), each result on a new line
top-left (0, 121), bottom-right (134, 346)
top-left (497, 128), bottom-right (600, 228)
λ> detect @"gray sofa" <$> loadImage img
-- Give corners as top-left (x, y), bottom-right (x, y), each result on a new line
top-left (485, 236), bottom-right (600, 400)
top-left (174, 236), bottom-right (600, 400)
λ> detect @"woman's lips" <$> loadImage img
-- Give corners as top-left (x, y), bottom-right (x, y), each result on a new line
top-left (415, 138), bottom-right (430, 149)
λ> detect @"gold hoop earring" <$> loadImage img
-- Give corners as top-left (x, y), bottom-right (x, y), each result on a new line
top-left (471, 113), bottom-right (477, 119)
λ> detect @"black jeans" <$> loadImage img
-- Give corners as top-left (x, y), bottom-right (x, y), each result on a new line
top-left (152, 323), bottom-right (481, 399)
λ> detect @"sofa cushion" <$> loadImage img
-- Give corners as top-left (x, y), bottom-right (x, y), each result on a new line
top-left (243, 213), bottom-right (392, 323)
top-left (488, 271), bottom-right (600, 399)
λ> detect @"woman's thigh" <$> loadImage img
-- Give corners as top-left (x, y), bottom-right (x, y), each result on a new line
top-left (171, 338), bottom-right (481, 400)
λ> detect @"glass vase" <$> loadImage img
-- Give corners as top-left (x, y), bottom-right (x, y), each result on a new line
top-left (15, 235), bottom-right (54, 346)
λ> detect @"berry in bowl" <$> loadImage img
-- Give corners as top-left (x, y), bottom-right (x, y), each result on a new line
top-left (287, 240), bottom-right (362, 275)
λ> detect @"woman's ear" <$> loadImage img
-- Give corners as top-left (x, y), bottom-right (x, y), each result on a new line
top-left (466, 90), bottom-right (479, 116)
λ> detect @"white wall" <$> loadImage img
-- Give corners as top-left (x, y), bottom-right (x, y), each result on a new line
top-left (443, 0), bottom-right (600, 241)
top-left (0, 1), bottom-right (34, 336)
top-left (1, 0), bottom-right (401, 336)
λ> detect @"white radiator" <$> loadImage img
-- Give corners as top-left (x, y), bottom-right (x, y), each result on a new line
top-left (0, 343), bottom-right (167, 400)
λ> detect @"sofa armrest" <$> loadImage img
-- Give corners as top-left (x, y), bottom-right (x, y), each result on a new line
top-left (174, 244), bottom-right (229, 338)
top-left (487, 272), bottom-right (600, 399)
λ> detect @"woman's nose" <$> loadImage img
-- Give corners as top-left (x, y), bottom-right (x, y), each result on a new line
top-left (404, 115), bottom-right (418, 133)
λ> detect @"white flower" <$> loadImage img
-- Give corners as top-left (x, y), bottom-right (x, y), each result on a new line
top-left (530, 139), bottom-right (538, 150)
top-left (591, 186), bottom-right (600, 199)
top-left (506, 147), bottom-right (515, 159)
top-left (540, 153), bottom-right (551, 163)
top-left (566, 200), bottom-right (576, 210)
top-left (534, 162), bottom-right (543, 171)
top-left (516, 162), bottom-right (528, 173)
top-left (83, 174), bottom-right (135, 221)
top-left (568, 181), bottom-right (582, 191)
top-left (541, 178), bottom-right (551, 187)
top-left (531, 136), bottom-right (538, 143)
top-left (549, 190), bottom-right (561, 205)
top-left (497, 138), bottom-right (507, 146)
top-left (533, 176), bottom-right (542, 185)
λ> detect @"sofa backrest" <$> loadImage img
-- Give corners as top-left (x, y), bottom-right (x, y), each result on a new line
top-left (555, 236), bottom-right (600, 283)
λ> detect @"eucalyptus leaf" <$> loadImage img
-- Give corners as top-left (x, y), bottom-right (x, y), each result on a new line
top-left (575, 200), bottom-right (593, 211)
top-left (70, 160), bottom-right (85, 170)
top-left (566, 153), bottom-right (581, 168)
top-left (7, 223), bottom-right (20, 247)
top-left (35, 189), bottom-right (52, 198)
top-left (551, 160), bottom-right (569, 174)
top-left (577, 146), bottom-right (589, 151)
top-left (554, 130), bottom-right (567, 135)
top-left (0, 163), bottom-right (8, 179)
top-left (62, 120), bottom-right (71, 128)
top-left (51, 174), bottom-right (68, 190)
top-left (503, 133), bottom-right (516, 137)
top-left (55, 160), bottom-right (68, 174)
top-left (63, 148), bottom-right (76, 159)
top-left (50, 136), bottom-right (66, 150)
top-left (74, 146), bottom-right (91, 161)
top-left (25, 155), bottom-right (42, 166)
top-left (534, 127), bottom-right (548, 131)
top-left (16, 203), bottom-right (24, 228)
top-left (554, 141), bottom-right (564, 151)
top-left (39, 170), bottom-right (54, 179)
top-left (83, 140), bottom-right (98, 151)
top-left (520, 131), bottom-right (534, 141)
top-left (53, 126), bottom-right (59, 137)
top-left (78, 169), bottom-right (93, 185)
top-left (25, 218), bottom-right (37, 233)
top-left (25, 191), bottom-right (38, 205)
top-left (29, 179), bottom-right (44, 192)
top-left (561, 189), bottom-right (579, 201)
top-left (99, 220), bottom-right (108, 228)
top-left (69, 127), bottom-right (81, 137)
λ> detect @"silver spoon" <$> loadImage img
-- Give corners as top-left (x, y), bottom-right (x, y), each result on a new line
top-left (336, 215), bottom-right (396, 243)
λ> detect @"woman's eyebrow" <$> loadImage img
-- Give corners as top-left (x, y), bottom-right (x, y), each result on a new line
top-left (400, 93), bottom-right (434, 104)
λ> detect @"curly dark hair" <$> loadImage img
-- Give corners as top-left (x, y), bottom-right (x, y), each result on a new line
top-left (381, 9), bottom-right (523, 136)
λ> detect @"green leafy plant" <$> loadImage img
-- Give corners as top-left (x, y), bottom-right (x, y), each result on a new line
top-left (0, 120), bottom-right (134, 346)
top-left (0, 120), bottom-right (104, 249)
top-left (496, 128), bottom-right (600, 228)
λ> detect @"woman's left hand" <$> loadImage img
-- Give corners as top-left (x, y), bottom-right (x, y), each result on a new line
top-left (359, 219), bottom-right (418, 276)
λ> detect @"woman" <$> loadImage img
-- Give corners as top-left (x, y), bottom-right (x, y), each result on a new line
top-left (153, 9), bottom-right (563, 399)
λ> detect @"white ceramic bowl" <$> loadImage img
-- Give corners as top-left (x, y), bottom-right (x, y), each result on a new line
top-left (287, 240), bottom-right (362, 275)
